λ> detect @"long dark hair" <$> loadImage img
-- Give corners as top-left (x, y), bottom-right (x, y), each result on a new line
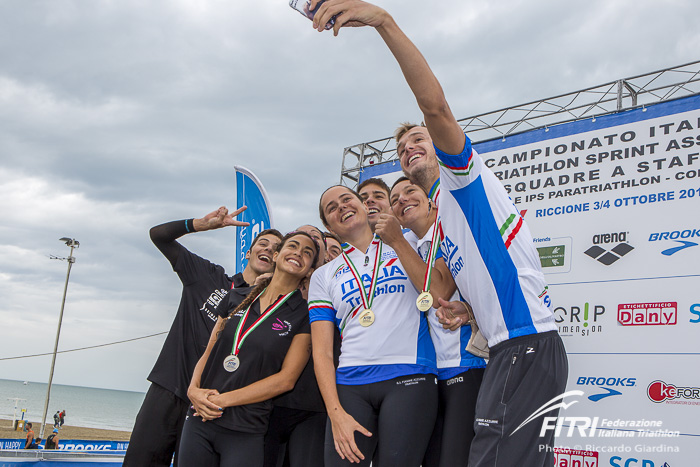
top-left (217, 231), bottom-right (319, 336)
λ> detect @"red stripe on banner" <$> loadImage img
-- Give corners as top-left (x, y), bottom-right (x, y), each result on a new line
top-left (504, 216), bottom-right (524, 249)
top-left (384, 258), bottom-right (397, 268)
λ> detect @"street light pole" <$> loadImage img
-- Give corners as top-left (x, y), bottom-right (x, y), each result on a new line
top-left (40, 237), bottom-right (79, 438)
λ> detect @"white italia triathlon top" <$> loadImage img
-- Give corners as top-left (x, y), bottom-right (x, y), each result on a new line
top-left (308, 234), bottom-right (437, 385)
top-left (404, 226), bottom-right (486, 380)
top-left (431, 137), bottom-right (557, 348)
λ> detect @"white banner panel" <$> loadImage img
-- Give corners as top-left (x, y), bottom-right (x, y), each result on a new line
top-left (359, 94), bottom-right (700, 463)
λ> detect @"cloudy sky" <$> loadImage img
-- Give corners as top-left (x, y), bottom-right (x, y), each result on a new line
top-left (1, 0), bottom-right (699, 393)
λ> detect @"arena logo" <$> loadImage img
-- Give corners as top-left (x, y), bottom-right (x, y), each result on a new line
top-left (554, 303), bottom-right (605, 337)
top-left (584, 232), bottom-right (634, 265)
top-left (618, 303), bottom-right (677, 326)
top-left (576, 376), bottom-right (636, 402)
top-left (648, 228), bottom-right (700, 256)
top-left (610, 457), bottom-right (671, 467)
top-left (553, 448), bottom-right (598, 467)
top-left (647, 380), bottom-right (700, 403)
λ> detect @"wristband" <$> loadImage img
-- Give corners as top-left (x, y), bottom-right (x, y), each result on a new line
top-left (185, 218), bottom-right (195, 233)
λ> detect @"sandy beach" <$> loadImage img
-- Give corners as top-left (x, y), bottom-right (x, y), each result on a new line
top-left (0, 419), bottom-right (130, 442)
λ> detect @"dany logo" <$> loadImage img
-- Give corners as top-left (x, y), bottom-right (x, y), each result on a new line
top-left (553, 448), bottom-right (598, 467)
top-left (618, 302), bottom-right (677, 326)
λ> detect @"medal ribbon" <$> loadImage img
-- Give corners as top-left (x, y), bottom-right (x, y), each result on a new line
top-left (427, 181), bottom-right (446, 264)
top-left (338, 237), bottom-right (383, 334)
top-left (230, 288), bottom-right (296, 356)
top-left (421, 203), bottom-right (442, 294)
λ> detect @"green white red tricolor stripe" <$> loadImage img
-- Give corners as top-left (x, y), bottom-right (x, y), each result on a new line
top-left (230, 288), bottom-right (296, 356)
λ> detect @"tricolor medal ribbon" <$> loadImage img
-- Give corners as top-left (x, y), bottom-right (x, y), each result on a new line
top-left (417, 190), bottom-right (442, 312)
top-left (224, 288), bottom-right (296, 372)
top-left (339, 237), bottom-right (383, 330)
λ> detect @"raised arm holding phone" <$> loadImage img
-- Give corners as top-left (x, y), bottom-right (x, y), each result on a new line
top-left (305, 1), bottom-right (568, 466)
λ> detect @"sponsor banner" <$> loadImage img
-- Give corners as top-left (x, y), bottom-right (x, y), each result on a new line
top-left (576, 376), bottom-right (637, 402)
top-left (234, 166), bottom-right (274, 274)
top-left (550, 278), bottom-right (695, 353)
top-left (691, 303), bottom-right (700, 323)
top-left (609, 456), bottom-right (673, 467)
top-left (617, 303), bottom-right (677, 326)
top-left (534, 236), bottom-right (572, 274)
top-left (365, 95), bottom-right (700, 465)
top-left (553, 448), bottom-right (599, 466)
top-left (0, 438), bottom-right (128, 451)
top-left (564, 355), bottom-right (700, 433)
top-left (647, 380), bottom-right (700, 405)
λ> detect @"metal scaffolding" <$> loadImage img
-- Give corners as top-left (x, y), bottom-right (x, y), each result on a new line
top-left (339, 59), bottom-right (700, 188)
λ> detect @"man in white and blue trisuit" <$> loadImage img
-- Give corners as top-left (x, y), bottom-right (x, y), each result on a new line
top-left (309, 1), bottom-right (568, 465)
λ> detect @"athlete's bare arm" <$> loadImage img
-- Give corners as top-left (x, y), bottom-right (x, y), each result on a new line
top-left (187, 317), bottom-right (224, 421)
top-left (375, 213), bottom-right (456, 303)
top-left (208, 333), bottom-right (311, 408)
top-left (310, 0), bottom-right (465, 153)
top-left (311, 320), bottom-right (372, 463)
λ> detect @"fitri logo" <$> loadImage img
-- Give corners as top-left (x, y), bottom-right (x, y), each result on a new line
top-left (584, 232), bottom-right (634, 265)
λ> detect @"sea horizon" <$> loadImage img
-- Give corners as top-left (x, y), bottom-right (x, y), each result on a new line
top-left (0, 378), bottom-right (145, 432)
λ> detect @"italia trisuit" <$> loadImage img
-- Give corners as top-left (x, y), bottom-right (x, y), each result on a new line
top-left (308, 235), bottom-right (439, 467)
top-left (430, 139), bottom-right (557, 347)
top-left (308, 235), bottom-right (436, 383)
top-left (405, 225), bottom-right (486, 467)
top-left (432, 137), bottom-right (568, 467)
top-left (404, 225), bottom-right (486, 380)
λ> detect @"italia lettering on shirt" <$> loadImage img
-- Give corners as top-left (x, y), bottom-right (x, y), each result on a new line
top-left (336, 263), bottom-right (410, 309)
top-left (440, 236), bottom-right (465, 278)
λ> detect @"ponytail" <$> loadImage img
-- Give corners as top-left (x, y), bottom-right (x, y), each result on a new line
top-left (217, 276), bottom-right (273, 337)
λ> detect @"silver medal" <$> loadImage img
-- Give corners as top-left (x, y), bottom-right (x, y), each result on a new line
top-left (223, 354), bottom-right (240, 372)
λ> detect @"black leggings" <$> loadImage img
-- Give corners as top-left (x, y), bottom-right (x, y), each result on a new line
top-left (423, 368), bottom-right (485, 467)
top-left (123, 383), bottom-right (188, 467)
top-left (325, 374), bottom-right (438, 467)
top-left (178, 414), bottom-right (264, 467)
top-left (263, 406), bottom-right (326, 467)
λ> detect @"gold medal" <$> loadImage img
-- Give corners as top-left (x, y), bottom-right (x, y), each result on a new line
top-left (416, 292), bottom-right (433, 312)
top-left (223, 354), bottom-right (240, 372)
top-left (358, 308), bottom-right (375, 327)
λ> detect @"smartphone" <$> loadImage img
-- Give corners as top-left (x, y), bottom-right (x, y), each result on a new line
top-left (289, 0), bottom-right (337, 30)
